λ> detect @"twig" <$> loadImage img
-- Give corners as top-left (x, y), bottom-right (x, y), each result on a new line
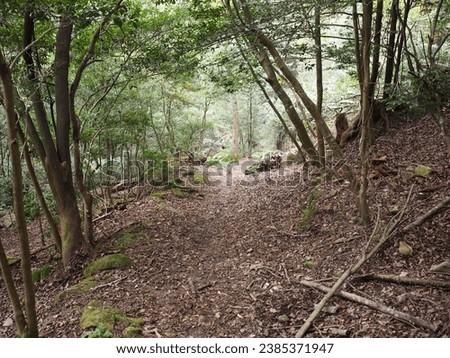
top-left (8, 243), bottom-right (56, 266)
top-left (90, 277), bottom-right (126, 291)
top-left (188, 277), bottom-right (198, 298)
top-left (402, 196), bottom-right (450, 232)
top-left (300, 280), bottom-right (439, 333)
top-left (92, 211), bottom-right (114, 223)
top-left (356, 273), bottom-right (450, 289)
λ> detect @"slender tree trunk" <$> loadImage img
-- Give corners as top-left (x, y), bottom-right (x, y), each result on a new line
top-left (393, 0), bottom-right (413, 86)
top-left (17, 125), bottom-right (62, 253)
top-left (0, 52), bottom-right (38, 337)
top-left (352, 2), bottom-right (363, 94)
top-left (369, 0), bottom-right (383, 99)
top-left (383, 0), bottom-right (399, 99)
top-left (231, 94), bottom-right (240, 159)
top-left (358, 0), bottom-right (373, 224)
top-left (314, 2), bottom-right (325, 167)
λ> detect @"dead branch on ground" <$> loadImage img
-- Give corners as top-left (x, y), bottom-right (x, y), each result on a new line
top-left (300, 280), bottom-right (439, 333)
top-left (356, 273), bottom-right (450, 289)
top-left (295, 187), bottom-right (413, 337)
top-left (402, 195), bottom-right (450, 232)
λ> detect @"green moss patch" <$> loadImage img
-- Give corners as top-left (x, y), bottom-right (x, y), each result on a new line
top-left (193, 171), bottom-right (205, 185)
top-left (114, 222), bottom-right (147, 249)
top-left (56, 276), bottom-right (97, 303)
top-left (414, 164), bottom-right (432, 177)
top-left (123, 318), bottom-right (145, 338)
top-left (32, 264), bottom-right (53, 283)
top-left (83, 254), bottom-right (134, 277)
top-left (81, 301), bottom-right (123, 332)
top-left (151, 191), bottom-right (166, 200)
top-left (80, 301), bottom-right (144, 338)
top-left (7, 256), bottom-right (18, 265)
top-left (171, 187), bottom-right (185, 198)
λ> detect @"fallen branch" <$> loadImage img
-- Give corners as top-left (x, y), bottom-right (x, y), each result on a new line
top-left (356, 273), bottom-right (450, 289)
top-left (92, 211), bottom-right (114, 223)
top-left (300, 280), bottom-right (439, 333)
top-left (402, 195), bottom-right (450, 232)
top-left (8, 243), bottom-right (56, 266)
top-left (295, 187), bottom-right (413, 338)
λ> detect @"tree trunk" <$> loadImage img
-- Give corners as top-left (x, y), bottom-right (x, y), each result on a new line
top-left (314, 3), bottom-right (325, 167)
top-left (369, 0), bottom-right (384, 99)
top-left (383, 0), bottom-right (399, 99)
top-left (231, 94), bottom-right (240, 159)
top-left (358, 0), bottom-right (373, 224)
top-left (17, 125), bottom-right (62, 253)
top-left (23, 9), bottom-right (84, 268)
top-left (0, 52), bottom-right (38, 337)
top-left (393, 0), bottom-right (413, 86)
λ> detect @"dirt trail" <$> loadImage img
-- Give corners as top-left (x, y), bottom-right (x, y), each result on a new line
top-left (0, 117), bottom-right (449, 338)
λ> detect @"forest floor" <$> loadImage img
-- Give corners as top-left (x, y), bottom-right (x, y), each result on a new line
top-left (1, 112), bottom-right (449, 338)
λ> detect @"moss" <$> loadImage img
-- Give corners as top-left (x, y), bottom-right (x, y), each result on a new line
top-left (115, 230), bottom-right (146, 250)
top-left (80, 301), bottom-right (124, 332)
top-left (32, 264), bottom-right (53, 283)
top-left (151, 191), bottom-right (167, 200)
top-left (171, 187), bottom-right (185, 198)
top-left (123, 318), bottom-right (145, 338)
top-left (414, 165), bottom-right (432, 177)
top-left (193, 171), bottom-right (205, 184)
top-left (303, 260), bottom-right (316, 268)
top-left (80, 301), bottom-right (144, 338)
top-left (7, 256), bottom-right (18, 265)
top-left (83, 254), bottom-right (134, 277)
top-left (56, 277), bottom-right (98, 303)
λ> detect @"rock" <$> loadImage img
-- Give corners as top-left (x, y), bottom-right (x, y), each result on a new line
top-left (277, 314), bottom-right (290, 322)
top-left (399, 241), bottom-right (413, 257)
top-left (414, 165), bottom-right (432, 178)
top-left (399, 170), bottom-right (415, 181)
top-left (3, 318), bottom-right (13, 327)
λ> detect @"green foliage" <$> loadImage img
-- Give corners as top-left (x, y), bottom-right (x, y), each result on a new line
top-left (83, 254), bottom-right (134, 277)
top-left (81, 322), bottom-right (113, 338)
top-left (80, 300), bottom-right (144, 338)
top-left (298, 190), bottom-right (322, 230)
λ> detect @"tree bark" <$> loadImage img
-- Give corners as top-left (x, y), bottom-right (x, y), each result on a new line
top-left (358, 0), bottom-right (373, 224)
top-left (383, 0), bottom-right (399, 99)
top-left (231, 94), bottom-right (240, 159)
top-left (314, 3), bottom-right (325, 168)
top-left (0, 52), bottom-right (38, 337)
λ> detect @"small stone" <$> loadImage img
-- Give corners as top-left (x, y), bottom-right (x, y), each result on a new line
top-left (3, 318), bottom-right (13, 327)
top-left (277, 314), bottom-right (289, 322)
top-left (399, 241), bottom-right (413, 257)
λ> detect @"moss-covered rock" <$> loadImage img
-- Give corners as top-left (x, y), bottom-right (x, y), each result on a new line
top-left (83, 254), bottom-right (134, 277)
top-left (414, 165), bottom-right (432, 178)
top-left (56, 276), bottom-right (97, 302)
top-left (80, 301), bottom-right (144, 338)
top-left (32, 264), bottom-right (53, 283)
top-left (123, 318), bottom-right (145, 338)
top-left (81, 301), bottom-right (124, 332)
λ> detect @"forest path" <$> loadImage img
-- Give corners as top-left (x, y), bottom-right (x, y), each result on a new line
top-left (1, 117), bottom-right (449, 338)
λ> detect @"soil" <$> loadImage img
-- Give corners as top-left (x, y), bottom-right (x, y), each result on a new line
top-left (0, 114), bottom-right (449, 338)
